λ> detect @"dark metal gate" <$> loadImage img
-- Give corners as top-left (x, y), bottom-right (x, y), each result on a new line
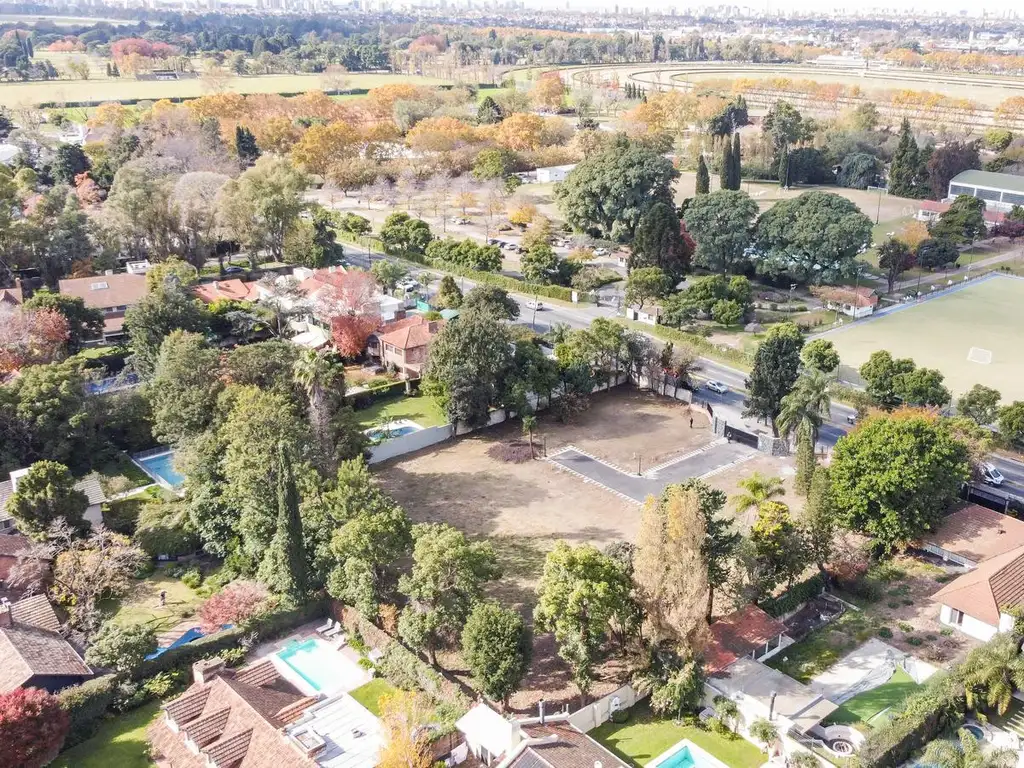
top-left (725, 425), bottom-right (759, 449)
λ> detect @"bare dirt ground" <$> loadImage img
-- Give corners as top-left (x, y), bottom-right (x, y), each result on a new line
top-left (376, 388), bottom-right (719, 712)
top-left (540, 387), bottom-right (715, 469)
top-left (704, 452), bottom-right (805, 529)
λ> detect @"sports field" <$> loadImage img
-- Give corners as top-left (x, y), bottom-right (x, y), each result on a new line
top-left (0, 72), bottom-right (447, 108)
top-left (822, 274), bottom-right (1024, 401)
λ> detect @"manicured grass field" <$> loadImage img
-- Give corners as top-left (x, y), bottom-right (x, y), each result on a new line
top-left (52, 701), bottom-right (161, 768)
top-left (106, 568), bottom-right (204, 632)
top-left (355, 393), bottom-right (448, 429)
top-left (819, 274), bottom-right (1024, 401)
top-left (349, 678), bottom-right (396, 716)
top-left (825, 668), bottom-right (920, 728)
top-left (591, 704), bottom-right (764, 768)
top-left (0, 72), bottom-right (447, 107)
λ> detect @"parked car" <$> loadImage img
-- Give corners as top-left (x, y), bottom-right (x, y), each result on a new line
top-left (593, 247), bottom-right (609, 256)
top-left (706, 380), bottom-right (729, 394)
top-left (504, 243), bottom-right (518, 250)
top-left (981, 462), bottom-right (1005, 486)
top-left (526, 299), bottom-right (544, 311)
top-left (223, 266), bottom-right (245, 274)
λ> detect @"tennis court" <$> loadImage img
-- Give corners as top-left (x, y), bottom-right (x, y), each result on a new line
top-left (821, 274), bottom-right (1024, 401)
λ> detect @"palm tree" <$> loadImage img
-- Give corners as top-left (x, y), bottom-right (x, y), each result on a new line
top-left (293, 349), bottom-right (344, 471)
top-left (731, 472), bottom-right (785, 517)
top-left (776, 368), bottom-right (834, 444)
top-left (923, 728), bottom-right (1017, 768)
top-left (961, 635), bottom-right (1024, 715)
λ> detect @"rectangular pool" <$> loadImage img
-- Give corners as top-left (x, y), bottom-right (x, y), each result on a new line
top-left (363, 419), bottom-right (424, 442)
top-left (649, 740), bottom-right (729, 768)
top-left (134, 450), bottom-right (185, 489)
top-left (275, 637), bottom-right (368, 696)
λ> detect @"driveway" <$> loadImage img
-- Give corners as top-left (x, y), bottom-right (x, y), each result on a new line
top-left (547, 439), bottom-right (755, 503)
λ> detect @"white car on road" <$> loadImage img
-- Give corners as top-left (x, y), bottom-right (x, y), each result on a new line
top-left (706, 380), bottom-right (729, 394)
top-left (525, 299), bottom-right (544, 311)
top-left (981, 462), bottom-right (1005, 486)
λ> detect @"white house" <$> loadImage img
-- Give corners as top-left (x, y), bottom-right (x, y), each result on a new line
top-left (535, 164), bottom-right (577, 184)
top-left (931, 544), bottom-right (1024, 641)
top-left (813, 286), bottom-right (878, 318)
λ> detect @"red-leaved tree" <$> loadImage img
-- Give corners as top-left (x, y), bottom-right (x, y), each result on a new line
top-left (0, 305), bottom-right (70, 374)
top-left (331, 313), bottom-right (380, 358)
top-left (0, 688), bottom-right (69, 768)
top-left (199, 580), bottom-right (270, 635)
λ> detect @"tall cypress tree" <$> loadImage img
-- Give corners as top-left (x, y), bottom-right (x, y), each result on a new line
top-left (778, 143), bottom-right (790, 188)
top-left (730, 132), bottom-right (742, 190)
top-left (794, 423), bottom-right (816, 496)
top-left (234, 126), bottom-right (261, 166)
top-left (888, 118), bottom-right (919, 198)
top-left (258, 442), bottom-right (308, 600)
top-left (720, 139), bottom-right (732, 191)
top-left (695, 154), bottom-right (710, 194)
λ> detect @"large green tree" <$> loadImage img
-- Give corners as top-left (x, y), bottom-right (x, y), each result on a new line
top-left (555, 136), bottom-right (678, 240)
top-left (959, 385), bottom-right (1001, 426)
top-left (148, 331), bottom-right (223, 445)
top-left (398, 523), bottom-right (499, 664)
top-left (878, 238), bottom-right (916, 293)
top-left (258, 442), bottom-right (308, 599)
top-left (534, 543), bottom-right (633, 704)
top-left (744, 322), bottom-right (804, 435)
top-left (423, 311), bottom-right (514, 430)
top-left (829, 410), bottom-right (971, 551)
top-left (682, 190), bottom-right (759, 273)
top-left (5, 461), bottom-right (88, 539)
top-left (753, 191), bottom-right (872, 285)
top-left (631, 202), bottom-right (692, 279)
top-left (859, 350), bottom-right (916, 408)
top-left (125, 279), bottom-right (210, 376)
top-left (461, 601), bottom-right (531, 710)
top-left (888, 119), bottom-right (920, 198)
top-left (930, 195), bottom-right (986, 244)
top-left (461, 285), bottom-right (519, 320)
top-left (625, 267), bottom-right (672, 310)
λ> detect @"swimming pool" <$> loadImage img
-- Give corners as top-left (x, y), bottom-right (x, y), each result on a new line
top-left (648, 740), bottom-right (729, 768)
top-left (363, 419), bottom-right (424, 442)
top-left (275, 637), bottom-right (368, 696)
top-left (134, 450), bottom-right (185, 489)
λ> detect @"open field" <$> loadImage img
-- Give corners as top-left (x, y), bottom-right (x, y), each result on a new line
top-left (52, 701), bottom-right (160, 768)
top-left (820, 274), bottom-right (1024, 401)
top-left (0, 72), bottom-right (447, 107)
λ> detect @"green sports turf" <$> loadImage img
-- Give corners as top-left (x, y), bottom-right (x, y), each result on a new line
top-left (826, 668), bottom-right (920, 728)
top-left (821, 275), bottom-right (1024, 401)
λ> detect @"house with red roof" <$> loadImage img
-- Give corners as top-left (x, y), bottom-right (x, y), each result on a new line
top-left (369, 315), bottom-right (444, 379)
top-left (931, 543), bottom-right (1024, 642)
top-left (194, 279), bottom-right (260, 304)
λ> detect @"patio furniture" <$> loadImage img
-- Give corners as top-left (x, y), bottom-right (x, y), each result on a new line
top-left (323, 621), bottom-right (344, 638)
top-left (315, 619), bottom-right (334, 634)
top-left (333, 633), bottom-right (349, 649)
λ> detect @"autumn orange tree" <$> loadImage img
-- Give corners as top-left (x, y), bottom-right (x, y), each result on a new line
top-left (291, 121), bottom-right (361, 176)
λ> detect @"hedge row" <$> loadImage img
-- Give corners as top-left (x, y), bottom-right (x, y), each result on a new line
top-left (760, 573), bottom-right (825, 618)
top-left (41, 87), bottom-right (370, 110)
top-left (426, 261), bottom-right (590, 303)
top-left (58, 673), bottom-right (118, 749)
top-left (613, 318), bottom-right (755, 370)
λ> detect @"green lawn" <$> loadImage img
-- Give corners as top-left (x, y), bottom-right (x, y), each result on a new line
top-left (825, 668), bottom-right (920, 729)
top-left (591, 704), bottom-right (764, 768)
top-left (106, 568), bottom-right (204, 632)
top-left (94, 453), bottom-right (154, 496)
top-left (356, 393), bottom-right (448, 429)
top-left (349, 678), bottom-right (396, 716)
top-left (765, 611), bottom-right (878, 684)
top-left (53, 701), bottom-right (161, 768)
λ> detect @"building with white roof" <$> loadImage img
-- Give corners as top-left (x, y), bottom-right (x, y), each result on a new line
top-left (285, 693), bottom-right (383, 768)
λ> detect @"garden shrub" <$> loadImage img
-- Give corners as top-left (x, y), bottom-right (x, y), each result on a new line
top-left (761, 573), bottom-right (825, 617)
top-left (180, 567), bottom-right (203, 589)
top-left (610, 707), bottom-right (630, 724)
top-left (58, 673), bottom-right (117, 748)
top-left (134, 503), bottom-right (199, 559)
top-left (878, 627), bottom-right (893, 639)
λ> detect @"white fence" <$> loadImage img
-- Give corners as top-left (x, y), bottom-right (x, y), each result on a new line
top-left (366, 373), bottom-right (633, 465)
top-left (568, 684), bottom-right (640, 733)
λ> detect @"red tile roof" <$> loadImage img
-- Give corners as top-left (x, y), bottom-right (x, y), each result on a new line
top-left (377, 317), bottom-right (443, 351)
top-left (194, 279), bottom-right (259, 304)
top-left (705, 604), bottom-right (787, 675)
top-left (150, 658), bottom-right (319, 768)
top-left (922, 505), bottom-right (1024, 564)
top-left (511, 721), bottom-right (628, 768)
top-left (931, 544), bottom-right (1024, 625)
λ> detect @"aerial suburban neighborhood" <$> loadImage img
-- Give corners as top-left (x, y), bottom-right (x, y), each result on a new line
top-left (4, 3), bottom-right (1024, 768)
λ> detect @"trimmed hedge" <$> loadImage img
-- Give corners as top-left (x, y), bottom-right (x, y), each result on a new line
top-left (761, 573), bottom-right (825, 617)
top-left (59, 673), bottom-right (118, 748)
top-left (431, 262), bottom-right (589, 303)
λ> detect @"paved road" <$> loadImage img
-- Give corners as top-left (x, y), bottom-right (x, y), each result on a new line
top-left (548, 440), bottom-right (755, 503)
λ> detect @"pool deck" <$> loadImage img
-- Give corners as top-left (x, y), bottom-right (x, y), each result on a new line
top-left (648, 738), bottom-right (734, 768)
top-left (250, 620), bottom-right (374, 697)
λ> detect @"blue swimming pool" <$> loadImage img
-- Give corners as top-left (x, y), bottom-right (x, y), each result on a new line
top-left (650, 741), bottom-right (727, 768)
top-left (363, 419), bottom-right (424, 442)
top-left (144, 624), bottom-right (232, 660)
top-left (275, 637), bottom-right (368, 695)
top-left (134, 450), bottom-right (185, 489)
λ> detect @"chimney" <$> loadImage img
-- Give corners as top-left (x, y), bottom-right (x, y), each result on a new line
top-left (193, 657), bottom-right (227, 685)
top-left (0, 598), bottom-right (12, 629)
top-left (538, 699), bottom-right (545, 725)
top-left (768, 690), bottom-right (777, 721)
